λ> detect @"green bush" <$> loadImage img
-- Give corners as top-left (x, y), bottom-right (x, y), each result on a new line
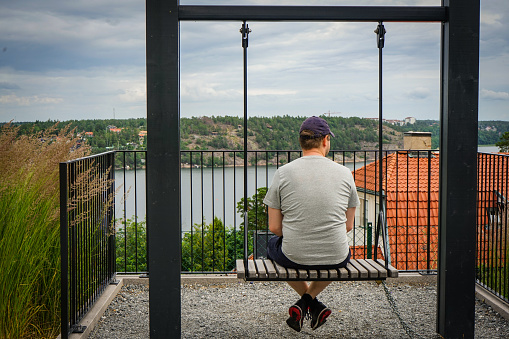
top-left (116, 217), bottom-right (147, 273)
top-left (181, 217), bottom-right (253, 272)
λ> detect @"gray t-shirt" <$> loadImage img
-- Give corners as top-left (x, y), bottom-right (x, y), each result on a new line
top-left (263, 156), bottom-right (360, 266)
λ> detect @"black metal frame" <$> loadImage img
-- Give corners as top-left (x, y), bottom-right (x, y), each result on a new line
top-left (146, 1), bottom-right (479, 338)
top-left (437, 1), bottom-right (480, 337)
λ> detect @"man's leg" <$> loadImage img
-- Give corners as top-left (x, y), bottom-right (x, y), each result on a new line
top-left (286, 281), bottom-right (331, 299)
top-left (306, 281), bottom-right (332, 299)
top-left (307, 282), bottom-right (333, 330)
top-left (286, 281), bottom-right (308, 296)
top-left (287, 281), bottom-right (333, 331)
top-left (285, 281), bottom-right (311, 332)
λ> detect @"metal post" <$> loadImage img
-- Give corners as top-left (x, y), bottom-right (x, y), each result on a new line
top-left (60, 162), bottom-right (69, 339)
top-left (367, 222), bottom-right (373, 259)
top-left (146, 0), bottom-right (181, 337)
top-left (437, 1), bottom-right (480, 338)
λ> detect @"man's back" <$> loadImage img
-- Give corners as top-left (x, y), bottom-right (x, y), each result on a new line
top-left (264, 155), bottom-right (359, 265)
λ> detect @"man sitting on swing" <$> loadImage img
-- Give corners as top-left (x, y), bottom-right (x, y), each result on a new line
top-left (263, 116), bottom-right (359, 332)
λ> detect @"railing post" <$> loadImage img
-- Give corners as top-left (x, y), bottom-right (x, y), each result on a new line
top-left (60, 162), bottom-right (69, 339)
top-left (108, 152), bottom-right (116, 281)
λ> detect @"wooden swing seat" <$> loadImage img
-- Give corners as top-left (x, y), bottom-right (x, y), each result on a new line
top-left (236, 258), bottom-right (398, 281)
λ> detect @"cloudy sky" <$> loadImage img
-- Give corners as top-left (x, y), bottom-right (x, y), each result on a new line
top-left (0, 0), bottom-right (507, 123)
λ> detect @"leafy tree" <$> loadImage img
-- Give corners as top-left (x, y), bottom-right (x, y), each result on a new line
top-left (236, 187), bottom-right (268, 231)
top-left (496, 131), bottom-right (509, 152)
top-left (181, 217), bottom-right (229, 272)
top-left (116, 218), bottom-right (147, 272)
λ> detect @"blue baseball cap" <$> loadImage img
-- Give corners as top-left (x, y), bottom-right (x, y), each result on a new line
top-left (299, 116), bottom-right (335, 138)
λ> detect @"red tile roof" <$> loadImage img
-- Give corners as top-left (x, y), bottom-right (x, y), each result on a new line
top-left (351, 245), bottom-right (385, 260)
top-left (353, 151), bottom-right (509, 271)
top-left (353, 151), bottom-right (440, 270)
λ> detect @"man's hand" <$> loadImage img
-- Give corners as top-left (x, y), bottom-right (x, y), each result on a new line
top-left (268, 207), bottom-right (283, 237)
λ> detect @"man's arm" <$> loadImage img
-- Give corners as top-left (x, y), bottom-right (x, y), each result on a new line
top-left (345, 207), bottom-right (356, 233)
top-left (268, 207), bottom-right (283, 237)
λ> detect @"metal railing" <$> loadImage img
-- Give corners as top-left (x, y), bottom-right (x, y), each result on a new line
top-left (178, 149), bottom-right (440, 273)
top-left (61, 149), bottom-right (509, 329)
top-left (477, 152), bottom-right (508, 302)
top-left (113, 149), bottom-right (442, 274)
top-left (60, 151), bottom-right (116, 338)
top-left (115, 150), bottom-right (147, 274)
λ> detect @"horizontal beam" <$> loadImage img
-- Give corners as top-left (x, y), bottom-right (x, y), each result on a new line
top-left (179, 5), bottom-right (447, 22)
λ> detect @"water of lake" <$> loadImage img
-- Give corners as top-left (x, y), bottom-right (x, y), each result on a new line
top-left (115, 161), bottom-right (370, 232)
top-left (478, 145), bottom-right (502, 153)
top-left (115, 146), bottom-right (502, 231)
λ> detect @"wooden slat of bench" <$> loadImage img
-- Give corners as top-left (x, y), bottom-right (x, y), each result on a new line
top-left (273, 261), bottom-right (288, 279)
top-left (287, 267), bottom-right (298, 279)
top-left (308, 269), bottom-right (318, 279)
top-left (345, 262), bottom-right (359, 278)
top-left (247, 260), bottom-right (257, 279)
top-left (263, 259), bottom-right (278, 279)
top-left (365, 259), bottom-right (387, 278)
top-left (357, 259), bottom-right (379, 278)
top-left (328, 268), bottom-right (338, 279)
top-left (297, 269), bottom-right (308, 279)
top-left (375, 259), bottom-right (399, 278)
top-left (347, 260), bottom-right (364, 278)
top-left (338, 267), bottom-right (349, 279)
top-left (255, 259), bottom-right (268, 279)
top-left (319, 270), bottom-right (329, 279)
top-left (236, 259), bottom-right (245, 279)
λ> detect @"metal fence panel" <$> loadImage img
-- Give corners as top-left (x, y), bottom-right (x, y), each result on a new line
top-left (476, 152), bottom-right (508, 303)
top-left (60, 152), bottom-right (116, 338)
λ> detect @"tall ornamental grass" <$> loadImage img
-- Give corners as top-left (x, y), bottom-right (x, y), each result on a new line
top-left (0, 124), bottom-right (89, 338)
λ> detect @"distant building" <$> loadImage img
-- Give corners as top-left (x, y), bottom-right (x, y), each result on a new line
top-left (386, 119), bottom-right (405, 126)
top-left (109, 128), bottom-right (122, 133)
top-left (84, 132), bottom-right (94, 137)
top-left (365, 116), bottom-right (416, 126)
top-left (139, 130), bottom-right (147, 145)
top-left (404, 117), bottom-right (416, 125)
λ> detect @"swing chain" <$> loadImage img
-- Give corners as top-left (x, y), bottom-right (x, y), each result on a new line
top-left (382, 281), bottom-right (423, 339)
top-left (240, 22), bottom-right (251, 48)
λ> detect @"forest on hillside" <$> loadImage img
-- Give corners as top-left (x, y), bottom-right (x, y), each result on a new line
top-left (391, 119), bottom-right (509, 149)
top-left (180, 115), bottom-right (392, 152)
top-left (3, 117), bottom-right (508, 164)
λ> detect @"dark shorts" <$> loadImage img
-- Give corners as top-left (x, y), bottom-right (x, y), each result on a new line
top-left (266, 235), bottom-right (351, 270)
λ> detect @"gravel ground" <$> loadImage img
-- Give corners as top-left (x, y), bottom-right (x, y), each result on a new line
top-left (89, 280), bottom-right (509, 338)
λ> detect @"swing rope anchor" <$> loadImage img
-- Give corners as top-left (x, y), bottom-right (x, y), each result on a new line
top-left (375, 22), bottom-right (386, 49)
top-left (240, 22), bottom-right (251, 48)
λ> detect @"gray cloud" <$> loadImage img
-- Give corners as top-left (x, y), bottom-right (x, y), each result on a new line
top-left (406, 87), bottom-right (432, 100)
top-left (0, 0), bottom-right (507, 122)
top-left (481, 89), bottom-right (509, 100)
top-left (0, 82), bottom-right (20, 90)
